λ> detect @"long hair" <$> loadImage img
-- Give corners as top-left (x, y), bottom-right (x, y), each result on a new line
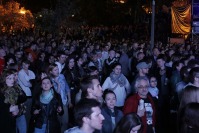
top-left (178, 103), bottom-right (199, 133)
top-left (179, 86), bottom-right (199, 110)
top-left (114, 113), bottom-right (142, 133)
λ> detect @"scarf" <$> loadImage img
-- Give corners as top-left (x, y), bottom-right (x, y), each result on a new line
top-left (40, 89), bottom-right (54, 104)
top-left (110, 72), bottom-right (126, 87)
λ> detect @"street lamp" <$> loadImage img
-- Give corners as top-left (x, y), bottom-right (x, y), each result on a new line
top-left (150, 0), bottom-right (155, 53)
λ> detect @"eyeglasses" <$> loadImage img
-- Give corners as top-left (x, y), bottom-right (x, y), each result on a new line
top-left (137, 86), bottom-right (149, 89)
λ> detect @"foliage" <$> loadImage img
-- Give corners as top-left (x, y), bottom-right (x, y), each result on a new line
top-left (0, 1), bottom-right (34, 33)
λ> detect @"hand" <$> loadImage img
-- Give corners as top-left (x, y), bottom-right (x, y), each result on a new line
top-left (137, 108), bottom-right (145, 117)
top-left (10, 105), bottom-right (19, 116)
top-left (33, 109), bottom-right (41, 115)
top-left (57, 106), bottom-right (62, 113)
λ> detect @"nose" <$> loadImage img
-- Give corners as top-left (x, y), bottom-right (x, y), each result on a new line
top-left (100, 114), bottom-right (105, 120)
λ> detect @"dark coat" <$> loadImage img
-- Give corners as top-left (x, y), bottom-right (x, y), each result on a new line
top-left (32, 89), bottom-right (63, 133)
top-left (0, 92), bottom-right (16, 133)
top-left (101, 106), bottom-right (123, 133)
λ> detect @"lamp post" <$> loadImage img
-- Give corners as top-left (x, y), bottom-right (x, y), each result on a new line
top-left (150, 0), bottom-right (155, 53)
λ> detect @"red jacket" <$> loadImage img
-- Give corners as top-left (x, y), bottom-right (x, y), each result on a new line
top-left (123, 93), bottom-right (156, 133)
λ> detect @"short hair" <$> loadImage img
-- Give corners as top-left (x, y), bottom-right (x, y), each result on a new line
top-left (47, 63), bottom-right (58, 76)
top-left (80, 75), bottom-right (99, 98)
top-left (178, 102), bottom-right (199, 133)
top-left (114, 113), bottom-right (142, 133)
top-left (74, 98), bottom-right (101, 127)
top-left (86, 66), bottom-right (98, 75)
top-left (189, 67), bottom-right (199, 83)
top-left (134, 76), bottom-right (150, 92)
top-left (156, 54), bottom-right (167, 61)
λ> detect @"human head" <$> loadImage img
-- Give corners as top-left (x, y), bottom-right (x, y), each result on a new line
top-left (179, 86), bottom-right (199, 110)
top-left (21, 58), bottom-right (30, 70)
top-left (74, 98), bottom-right (104, 131)
top-left (134, 76), bottom-right (150, 98)
top-left (114, 113), bottom-right (142, 133)
top-left (66, 56), bottom-right (75, 69)
top-left (178, 102), bottom-right (199, 133)
top-left (0, 48), bottom-right (6, 58)
top-left (41, 77), bottom-right (53, 92)
top-left (112, 63), bottom-right (122, 75)
top-left (136, 61), bottom-right (150, 76)
top-left (57, 51), bottom-right (67, 64)
top-left (102, 89), bottom-right (117, 111)
top-left (109, 49), bottom-right (116, 59)
top-left (156, 54), bottom-right (166, 68)
top-left (86, 66), bottom-right (99, 76)
top-left (149, 76), bottom-right (157, 88)
top-left (189, 67), bottom-right (199, 85)
top-left (80, 75), bottom-right (103, 99)
top-left (48, 63), bottom-right (59, 78)
top-left (0, 69), bottom-right (15, 87)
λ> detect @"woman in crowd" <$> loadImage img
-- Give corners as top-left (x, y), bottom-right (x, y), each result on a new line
top-left (178, 102), bottom-right (199, 133)
top-left (101, 89), bottom-right (123, 133)
top-left (102, 63), bottom-right (131, 109)
top-left (0, 69), bottom-right (26, 133)
top-left (32, 77), bottom-right (63, 133)
top-left (114, 113), bottom-right (142, 133)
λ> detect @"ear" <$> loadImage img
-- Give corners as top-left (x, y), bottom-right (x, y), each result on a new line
top-left (87, 87), bottom-right (93, 94)
top-left (82, 116), bottom-right (90, 124)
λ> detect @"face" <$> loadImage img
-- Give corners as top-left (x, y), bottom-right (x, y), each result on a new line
top-left (109, 50), bottom-right (115, 59)
top-left (0, 49), bottom-right (6, 57)
top-left (137, 79), bottom-right (149, 98)
top-left (130, 125), bottom-right (141, 133)
top-left (15, 52), bottom-right (22, 59)
top-left (68, 58), bottom-right (75, 68)
top-left (58, 54), bottom-right (67, 64)
top-left (141, 68), bottom-right (149, 74)
top-left (113, 65), bottom-right (121, 75)
top-left (157, 59), bottom-right (165, 68)
top-left (87, 106), bottom-right (105, 130)
top-left (90, 79), bottom-right (103, 98)
top-left (153, 48), bottom-right (160, 57)
top-left (6, 74), bottom-right (15, 87)
top-left (22, 62), bottom-right (30, 70)
top-left (77, 58), bottom-right (83, 65)
top-left (50, 66), bottom-right (59, 77)
top-left (150, 77), bottom-right (157, 88)
top-left (105, 93), bottom-right (116, 110)
top-left (41, 78), bottom-right (53, 91)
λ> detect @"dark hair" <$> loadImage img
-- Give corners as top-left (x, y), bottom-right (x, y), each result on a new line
top-left (114, 113), bottom-right (142, 133)
top-left (80, 75), bottom-right (99, 98)
top-left (86, 66), bottom-right (98, 75)
top-left (0, 69), bottom-right (15, 88)
top-left (189, 67), bottom-right (199, 83)
top-left (178, 102), bottom-right (199, 133)
top-left (74, 98), bottom-right (101, 127)
top-left (111, 63), bottom-right (122, 70)
top-left (102, 89), bottom-right (116, 101)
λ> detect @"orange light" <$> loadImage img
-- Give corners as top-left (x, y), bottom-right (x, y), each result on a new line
top-left (19, 7), bottom-right (26, 14)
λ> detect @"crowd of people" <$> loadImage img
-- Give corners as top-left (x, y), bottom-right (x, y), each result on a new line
top-left (0, 25), bottom-right (199, 133)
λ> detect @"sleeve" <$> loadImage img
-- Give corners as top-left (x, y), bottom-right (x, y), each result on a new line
top-left (123, 96), bottom-right (137, 115)
top-left (125, 77), bottom-right (131, 95)
top-left (60, 74), bottom-right (70, 93)
top-left (18, 71), bottom-right (32, 87)
top-left (102, 77), bottom-right (110, 91)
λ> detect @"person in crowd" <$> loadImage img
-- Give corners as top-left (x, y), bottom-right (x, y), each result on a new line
top-left (131, 61), bottom-right (150, 93)
top-left (32, 77), bottom-right (63, 133)
top-left (114, 113), bottom-right (142, 133)
top-left (185, 67), bottom-right (199, 88)
top-left (79, 75), bottom-right (103, 103)
top-left (48, 63), bottom-right (71, 132)
top-left (148, 76), bottom-right (159, 99)
top-left (179, 85), bottom-right (199, 111)
top-left (178, 102), bottom-right (199, 133)
top-left (101, 89), bottom-right (123, 133)
top-left (64, 98), bottom-right (105, 133)
top-left (55, 51), bottom-right (67, 74)
top-left (102, 63), bottom-right (131, 109)
top-left (123, 76), bottom-right (156, 133)
top-left (75, 56), bottom-right (86, 78)
top-left (103, 49), bottom-right (118, 79)
top-left (0, 69), bottom-right (27, 133)
top-left (119, 46), bottom-right (130, 79)
top-left (18, 59), bottom-right (36, 131)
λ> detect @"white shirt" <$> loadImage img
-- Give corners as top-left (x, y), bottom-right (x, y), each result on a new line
top-left (18, 69), bottom-right (35, 96)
